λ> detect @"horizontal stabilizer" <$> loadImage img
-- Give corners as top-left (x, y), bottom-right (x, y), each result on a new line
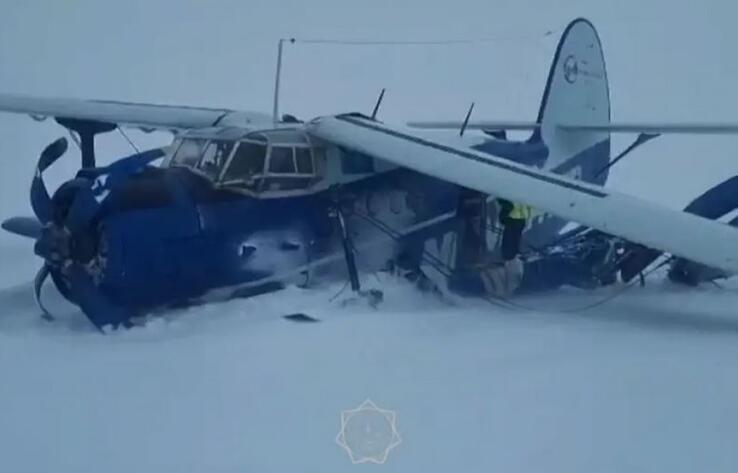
top-left (408, 120), bottom-right (738, 135)
top-left (309, 114), bottom-right (738, 275)
top-left (558, 122), bottom-right (738, 134)
top-left (407, 120), bottom-right (541, 131)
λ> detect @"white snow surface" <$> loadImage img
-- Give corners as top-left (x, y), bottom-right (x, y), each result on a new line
top-left (1, 1), bottom-right (738, 471)
top-left (1, 274), bottom-right (738, 472)
top-left (0, 275), bottom-right (738, 472)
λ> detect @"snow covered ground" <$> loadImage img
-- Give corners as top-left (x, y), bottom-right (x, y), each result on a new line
top-left (1, 1), bottom-right (738, 472)
top-left (1, 271), bottom-right (738, 472)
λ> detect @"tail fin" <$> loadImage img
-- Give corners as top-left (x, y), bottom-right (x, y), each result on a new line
top-left (536, 18), bottom-right (611, 183)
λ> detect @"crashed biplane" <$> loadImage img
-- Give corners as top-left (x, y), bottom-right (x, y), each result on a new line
top-left (2, 18), bottom-right (738, 330)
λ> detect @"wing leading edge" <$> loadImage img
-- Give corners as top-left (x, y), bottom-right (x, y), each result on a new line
top-left (308, 114), bottom-right (738, 274)
top-left (0, 93), bottom-right (272, 131)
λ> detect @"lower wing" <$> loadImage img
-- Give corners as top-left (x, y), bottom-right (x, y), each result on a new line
top-left (308, 114), bottom-right (738, 274)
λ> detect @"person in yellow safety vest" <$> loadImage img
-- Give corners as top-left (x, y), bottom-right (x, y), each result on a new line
top-left (498, 199), bottom-right (530, 259)
top-left (491, 198), bottom-right (532, 296)
top-left (508, 202), bottom-right (533, 219)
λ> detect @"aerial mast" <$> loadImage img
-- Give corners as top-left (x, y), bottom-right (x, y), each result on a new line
top-left (272, 38), bottom-right (295, 126)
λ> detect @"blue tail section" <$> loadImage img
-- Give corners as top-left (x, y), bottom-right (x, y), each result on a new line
top-left (475, 18), bottom-right (611, 187)
top-left (668, 177), bottom-right (738, 285)
top-left (424, 18), bottom-right (617, 296)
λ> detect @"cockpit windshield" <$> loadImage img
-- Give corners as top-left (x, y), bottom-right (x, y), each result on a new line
top-left (219, 130), bottom-right (319, 193)
top-left (169, 130), bottom-right (321, 194)
top-left (222, 141), bottom-right (267, 183)
top-left (268, 146), bottom-right (295, 173)
top-left (199, 140), bottom-right (235, 178)
top-left (171, 139), bottom-right (207, 167)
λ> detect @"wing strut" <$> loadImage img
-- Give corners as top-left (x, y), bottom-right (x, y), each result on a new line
top-left (330, 187), bottom-right (384, 307)
top-left (594, 132), bottom-right (660, 178)
top-left (55, 118), bottom-right (116, 168)
top-left (335, 201), bottom-right (361, 292)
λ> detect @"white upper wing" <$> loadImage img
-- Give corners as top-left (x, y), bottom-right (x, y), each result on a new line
top-left (308, 114), bottom-right (738, 274)
top-left (0, 93), bottom-right (272, 131)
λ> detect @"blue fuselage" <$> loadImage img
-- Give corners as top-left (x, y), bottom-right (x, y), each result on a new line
top-left (96, 166), bottom-right (460, 311)
top-left (36, 133), bottom-right (611, 328)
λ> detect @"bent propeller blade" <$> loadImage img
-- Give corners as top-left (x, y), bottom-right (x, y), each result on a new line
top-left (33, 264), bottom-right (54, 321)
top-left (31, 137), bottom-right (68, 224)
top-left (1, 216), bottom-right (43, 239)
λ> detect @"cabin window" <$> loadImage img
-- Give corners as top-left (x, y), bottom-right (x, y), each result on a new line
top-left (198, 140), bottom-right (234, 178)
top-left (171, 139), bottom-right (207, 167)
top-left (295, 148), bottom-right (313, 174)
top-left (222, 141), bottom-right (267, 182)
top-left (214, 131), bottom-right (319, 193)
top-left (269, 146), bottom-right (296, 174)
top-left (257, 145), bottom-right (316, 192)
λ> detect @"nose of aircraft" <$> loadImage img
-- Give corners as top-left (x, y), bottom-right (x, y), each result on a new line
top-left (33, 216), bottom-right (99, 268)
top-left (2, 137), bottom-right (139, 330)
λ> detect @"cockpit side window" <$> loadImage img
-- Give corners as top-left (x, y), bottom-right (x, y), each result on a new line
top-left (268, 146), bottom-right (296, 174)
top-left (171, 139), bottom-right (207, 167)
top-left (214, 130), bottom-right (320, 194)
top-left (222, 141), bottom-right (267, 182)
top-left (295, 148), bottom-right (313, 174)
top-left (198, 140), bottom-right (235, 179)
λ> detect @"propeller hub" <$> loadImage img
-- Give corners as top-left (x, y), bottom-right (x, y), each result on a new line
top-left (34, 222), bottom-right (99, 268)
top-left (26, 137), bottom-right (128, 330)
top-left (34, 176), bottom-right (104, 278)
top-left (34, 224), bottom-right (71, 265)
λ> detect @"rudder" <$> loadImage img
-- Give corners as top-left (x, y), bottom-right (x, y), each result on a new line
top-left (536, 18), bottom-right (611, 183)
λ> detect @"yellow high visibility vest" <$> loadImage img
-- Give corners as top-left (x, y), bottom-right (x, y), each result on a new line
top-left (508, 203), bottom-right (532, 220)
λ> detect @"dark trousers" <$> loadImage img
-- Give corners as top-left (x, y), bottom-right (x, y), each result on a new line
top-left (501, 218), bottom-right (526, 261)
